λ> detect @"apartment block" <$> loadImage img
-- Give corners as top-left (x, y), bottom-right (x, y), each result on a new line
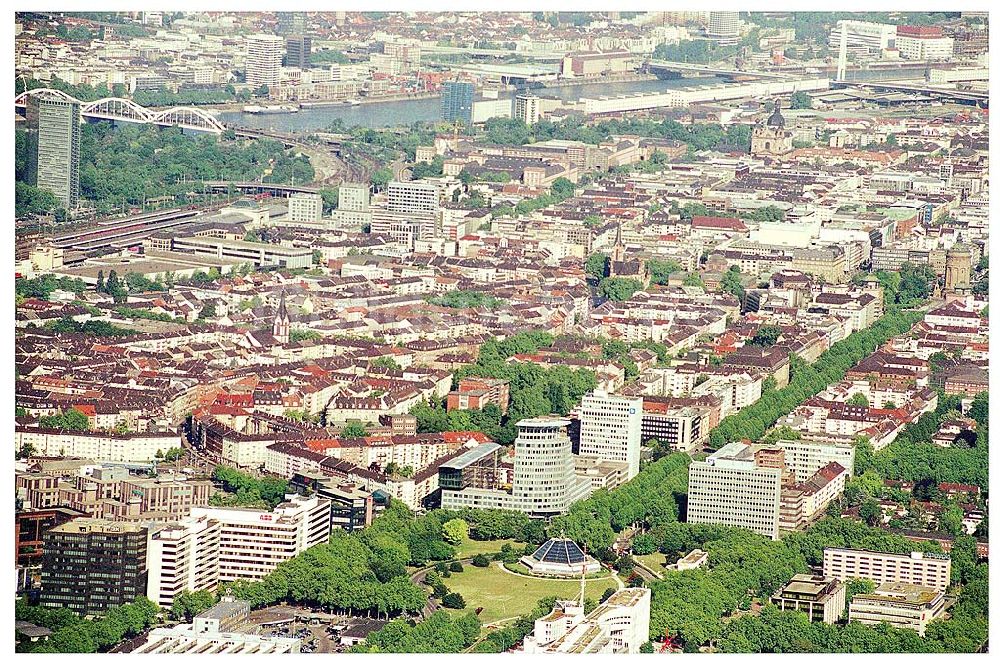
top-left (446, 376), bottom-right (510, 414)
top-left (246, 34), bottom-right (284, 88)
top-left (287, 192), bottom-right (323, 223)
top-left (641, 405), bottom-right (707, 452)
top-left (772, 439), bottom-right (856, 484)
top-left (823, 548), bottom-right (952, 592)
top-left (578, 391), bottom-right (643, 479)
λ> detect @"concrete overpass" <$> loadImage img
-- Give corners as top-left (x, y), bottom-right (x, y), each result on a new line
top-left (647, 60), bottom-right (790, 81)
top-left (833, 80), bottom-right (988, 107)
top-left (202, 181), bottom-right (322, 197)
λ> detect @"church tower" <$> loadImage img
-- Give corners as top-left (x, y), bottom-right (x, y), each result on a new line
top-left (750, 99), bottom-right (794, 157)
top-left (273, 290), bottom-right (290, 344)
top-left (944, 243), bottom-right (973, 292)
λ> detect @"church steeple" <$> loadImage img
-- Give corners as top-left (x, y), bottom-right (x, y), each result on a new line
top-left (273, 290), bottom-right (290, 344)
top-left (611, 222), bottom-right (626, 263)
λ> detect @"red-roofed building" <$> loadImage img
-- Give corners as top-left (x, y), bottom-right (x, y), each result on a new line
top-left (690, 215), bottom-right (748, 232)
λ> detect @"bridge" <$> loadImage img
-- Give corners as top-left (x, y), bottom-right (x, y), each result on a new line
top-left (833, 80), bottom-right (989, 107)
top-left (202, 181), bottom-right (322, 197)
top-left (15, 88), bottom-right (227, 134)
top-left (51, 207), bottom-right (204, 252)
top-left (647, 60), bottom-right (790, 81)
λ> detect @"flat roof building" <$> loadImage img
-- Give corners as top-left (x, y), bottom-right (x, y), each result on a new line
top-left (191, 493), bottom-right (331, 582)
top-left (687, 442), bottom-right (783, 539)
top-left (41, 518), bottom-right (148, 614)
top-left (147, 515), bottom-right (222, 609)
top-left (849, 582), bottom-right (946, 636)
top-left (823, 548), bottom-right (952, 592)
top-left (578, 391), bottom-right (643, 479)
top-left (523, 587), bottom-right (651, 654)
top-left (770, 574), bottom-right (846, 624)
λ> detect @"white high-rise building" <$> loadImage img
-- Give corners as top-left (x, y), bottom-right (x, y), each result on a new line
top-left (191, 494), bottom-right (331, 582)
top-left (523, 588), bottom-right (651, 654)
top-left (246, 34), bottom-right (284, 88)
top-left (387, 180), bottom-right (439, 214)
top-left (513, 93), bottom-right (542, 125)
top-left (772, 439), bottom-right (855, 484)
top-left (578, 391), bottom-right (643, 479)
top-left (36, 96), bottom-right (81, 210)
top-left (707, 12), bottom-right (740, 44)
top-left (147, 515), bottom-right (222, 608)
top-left (287, 192), bottom-right (323, 222)
top-left (338, 182), bottom-right (370, 212)
top-left (441, 418), bottom-right (592, 517)
top-left (687, 442), bottom-right (783, 539)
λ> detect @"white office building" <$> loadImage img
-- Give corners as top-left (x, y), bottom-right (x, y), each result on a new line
top-left (287, 192), bottom-right (323, 223)
top-left (147, 515), bottom-right (222, 609)
top-left (514, 93), bottom-right (543, 125)
top-left (822, 548), bottom-right (952, 592)
top-left (707, 12), bottom-right (740, 43)
top-left (441, 418), bottom-right (592, 517)
top-left (687, 442), bottom-right (783, 540)
top-left (523, 588), bottom-right (651, 654)
top-left (896, 35), bottom-right (955, 61)
top-left (338, 182), bottom-right (370, 212)
top-left (772, 439), bottom-right (855, 484)
top-left (191, 494), bottom-right (331, 582)
top-left (387, 180), bottom-right (440, 214)
top-left (246, 34), bottom-right (284, 88)
top-left (579, 391), bottom-right (643, 479)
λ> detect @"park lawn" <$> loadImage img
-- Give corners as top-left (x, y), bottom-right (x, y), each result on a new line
top-left (443, 562), bottom-right (610, 624)
top-left (454, 538), bottom-right (526, 559)
top-left (634, 552), bottom-right (670, 576)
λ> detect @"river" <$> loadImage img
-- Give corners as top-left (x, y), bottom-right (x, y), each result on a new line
top-left (215, 67), bottom-right (928, 134)
top-left (216, 76), bottom-right (725, 133)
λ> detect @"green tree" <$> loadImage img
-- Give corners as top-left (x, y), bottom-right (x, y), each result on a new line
top-left (859, 498), bottom-right (883, 527)
top-left (585, 253), bottom-right (609, 280)
top-left (847, 393), bottom-right (870, 407)
top-left (750, 325), bottom-right (782, 347)
top-left (598, 277), bottom-right (643, 302)
top-left (370, 168), bottom-right (393, 193)
top-left (442, 592), bottom-right (466, 609)
top-left (340, 421), bottom-right (370, 438)
top-left (442, 518), bottom-right (470, 545)
top-left (790, 91), bottom-right (813, 109)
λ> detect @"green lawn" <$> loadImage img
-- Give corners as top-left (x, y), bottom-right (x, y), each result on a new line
top-left (634, 553), bottom-right (670, 577)
top-left (443, 562), bottom-right (613, 624)
top-left (454, 538), bottom-right (525, 559)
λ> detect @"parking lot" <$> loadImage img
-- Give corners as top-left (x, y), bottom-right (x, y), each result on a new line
top-left (250, 605), bottom-right (354, 653)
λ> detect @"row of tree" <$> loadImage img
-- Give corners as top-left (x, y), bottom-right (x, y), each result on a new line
top-left (549, 453), bottom-right (692, 554)
top-left (221, 501), bottom-right (460, 617)
top-left (211, 465), bottom-right (289, 510)
top-left (15, 596), bottom-right (160, 653)
top-left (709, 309), bottom-right (924, 447)
top-left (642, 517), bottom-right (985, 652)
top-left (350, 610), bottom-right (481, 653)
